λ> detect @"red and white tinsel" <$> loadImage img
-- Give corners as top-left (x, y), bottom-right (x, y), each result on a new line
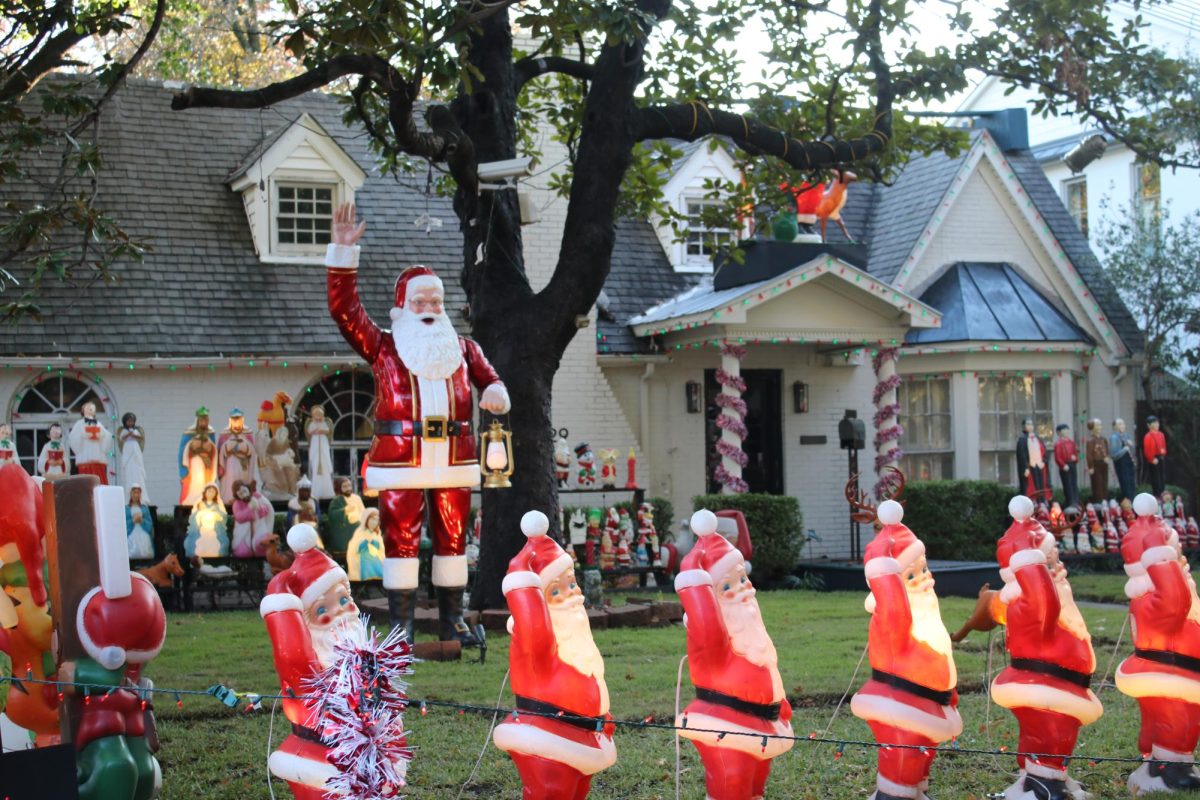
top-left (306, 620), bottom-right (415, 799)
top-left (715, 342), bottom-right (749, 494)
top-left (871, 347), bottom-right (904, 498)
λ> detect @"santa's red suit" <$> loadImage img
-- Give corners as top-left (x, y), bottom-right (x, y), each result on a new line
top-left (260, 524), bottom-right (382, 800)
top-left (327, 253), bottom-right (508, 590)
top-left (674, 509), bottom-right (793, 800)
top-left (1116, 493), bottom-right (1200, 794)
top-left (990, 495), bottom-right (1102, 800)
top-left (851, 500), bottom-right (962, 800)
top-left (493, 511), bottom-right (616, 799)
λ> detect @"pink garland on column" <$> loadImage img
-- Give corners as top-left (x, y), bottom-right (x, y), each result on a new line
top-left (872, 347), bottom-right (904, 498)
top-left (715, 343), bottom-right (749, 494)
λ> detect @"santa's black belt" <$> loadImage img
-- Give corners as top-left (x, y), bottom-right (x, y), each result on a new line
top-left (291, 722), bottom-right (327, 744)
top-left (514, 695), bottom-right (605, 732)
top-left (1009, 658), bottom-right (1093, 689)
top-left (870, 669), bottom-right (953, 705)
top-left (1134, 648), bottom-right (1200, 676)
top-left (693, 686), bottom-right (781, 721)
top-left (374, 419), bottom-right (472, 437)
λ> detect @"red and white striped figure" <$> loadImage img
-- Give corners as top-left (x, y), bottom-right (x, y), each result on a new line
top-left (852, 501), bottom-right (962, 800)
top-left (991, 496), bottom-right (1103, 800)
top-left (1105, 521), bottom-right (1121, 554)
top-left (1117, 494), bottom-right (1200, 794)
top-left (1187, 518), bottom-right (1200, 551)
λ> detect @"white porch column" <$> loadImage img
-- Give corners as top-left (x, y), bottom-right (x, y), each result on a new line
top-left (715, 342), bottom-right (748, 494)
top-left (872, 347), bottom-right (902, 497)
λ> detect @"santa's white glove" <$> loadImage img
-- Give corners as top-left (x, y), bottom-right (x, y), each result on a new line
top-left (480, 383), bottom-right (511, 414)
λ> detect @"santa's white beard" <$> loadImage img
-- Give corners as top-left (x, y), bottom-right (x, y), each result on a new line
top-left (550, 596), bottom-right (605, 679)
top-left (1050, 570), bottom-right (1091, 643)
top-left (719, 591), bottom-right (786, 700)
top-left (908, 587), bottom-right (955, 670)
top-left (309, 612), bottom-right (367, 669)
top-left (391, 308), bottom-right (462, 380)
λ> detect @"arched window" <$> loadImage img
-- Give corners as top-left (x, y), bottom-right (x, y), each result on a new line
top-left (8, 372), bottom-right (116, 477)
top-left (294, 368), bottom-right (375, 491)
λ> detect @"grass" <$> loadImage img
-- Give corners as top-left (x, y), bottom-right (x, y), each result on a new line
top-left (148, 591), bottom-right (1169, 799)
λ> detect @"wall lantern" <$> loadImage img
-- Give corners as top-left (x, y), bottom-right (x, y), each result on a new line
top-left (685, 381), bottom-right (702, 413)
top-left (792, 381), bottom-right (808, 414)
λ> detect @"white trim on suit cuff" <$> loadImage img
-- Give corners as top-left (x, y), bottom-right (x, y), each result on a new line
top-left (325, 243), bottom-right (360, 269)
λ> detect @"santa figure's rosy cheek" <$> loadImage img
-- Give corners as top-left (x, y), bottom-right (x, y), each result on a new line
top-left (319, 614), bottom-right (332, 625)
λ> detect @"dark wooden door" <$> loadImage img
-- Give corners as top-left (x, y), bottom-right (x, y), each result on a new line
top-left (705, 369), bottom-right (784, 494)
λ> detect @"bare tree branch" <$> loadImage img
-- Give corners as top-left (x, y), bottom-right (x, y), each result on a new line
top-left (515, 55), bottom-right (594, 91)
top-left (170, 53), bottom-right (393, 110)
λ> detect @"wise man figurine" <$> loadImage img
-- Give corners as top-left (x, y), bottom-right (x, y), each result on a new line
top-left (179, 407), bottom-right (217, 506)
top-left (1085, 418), bottom-right (1110, 503)
top-left (1016, 418), bottom-right (1049, 501)
top-left (1053, 424), bottom-right (1081, 511)
top-left (69, 401), bottom-right (112, 484)
top-left (325, 203), bottom-right (510, 646)
top-left (325, 476), bottom-right (365, 553)
top-left (1143, 416), bottom-right (1168, 498)
top-left (1109, 419), bottom-right (1138, 502)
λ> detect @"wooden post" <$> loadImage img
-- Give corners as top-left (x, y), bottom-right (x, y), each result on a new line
top-left (42, 475), bottom-right (101, 744)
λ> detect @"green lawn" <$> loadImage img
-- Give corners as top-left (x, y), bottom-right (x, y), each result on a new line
top-left (149, 591), bottom-right (1168, 799)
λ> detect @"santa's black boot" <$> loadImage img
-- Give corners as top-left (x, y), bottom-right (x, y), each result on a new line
top-left (387, 589), bottom-right (417, 643)
top-left (1022, 774), bottom-right (1070, 800)
top-left (1151, 759), bottom-right (1200, 789)
top-left (438, 586), bottom-right (481, 647)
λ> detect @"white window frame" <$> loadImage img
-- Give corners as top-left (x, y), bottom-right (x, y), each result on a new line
top-left (977, 375), bottom-right (1054, 485)
top-left (1133, 161), bottom-right (1161, 229)
top-left (679, 196), bottom-right (734, 273)
top-left (271, 178), bottom-right (338, 257)
top-left (1062, 176), bottom-right (1088, 237)
top-left (898, 376), bottom-right (954, 480)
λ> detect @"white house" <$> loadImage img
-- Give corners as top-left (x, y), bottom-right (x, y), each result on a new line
top-left (2, 81), bottom-right (1141, 558)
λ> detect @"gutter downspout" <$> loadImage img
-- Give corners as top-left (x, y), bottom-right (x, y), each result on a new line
top-left (639, 362), bottom-right (655, 457)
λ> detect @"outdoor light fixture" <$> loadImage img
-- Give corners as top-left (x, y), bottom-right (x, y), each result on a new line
top-left (792, 381), bottom-right (808, 414)
top-left (1063, 134), bottom-right (1107, 173)
top-left (839, 409), bottom-right (865, 450)
top-left (685, 381), bottom-right (702, 413)
top-left (480, 419), bottom-right (514, 489)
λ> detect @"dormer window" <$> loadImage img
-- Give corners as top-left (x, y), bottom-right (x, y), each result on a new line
top-left (228, 113), bottom-right (365, 264)
top-left (684, 198), bottom-right (733, 267)
top-left (275, 183), bottom-right (334, 251)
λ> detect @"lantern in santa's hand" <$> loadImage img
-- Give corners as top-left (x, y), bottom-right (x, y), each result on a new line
top-left (480, 418), bottom-right (514, 489)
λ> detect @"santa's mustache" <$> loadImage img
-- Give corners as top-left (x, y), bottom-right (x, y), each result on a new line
top-left (552, 593), bottom-right (586, 612)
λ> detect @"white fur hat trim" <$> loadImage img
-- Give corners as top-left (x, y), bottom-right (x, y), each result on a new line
top-left (287, 523), bottom-right (319, 552)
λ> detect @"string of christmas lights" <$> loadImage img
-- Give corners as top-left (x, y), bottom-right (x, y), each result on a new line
top-left (0, 673), bottom-right (1159, 766)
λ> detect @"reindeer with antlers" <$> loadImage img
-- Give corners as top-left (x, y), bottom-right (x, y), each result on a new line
top-left (847, 467), bottom-right (964, 800)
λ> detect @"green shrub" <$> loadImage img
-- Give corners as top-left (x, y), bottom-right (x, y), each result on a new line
top-left (902, 480), bottom-right (1013, 561)
top-left (691, 494), bottom-right (803, 581)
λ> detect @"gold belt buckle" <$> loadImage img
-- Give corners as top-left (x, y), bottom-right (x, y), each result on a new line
top-left (422, 416), bottom-right (448, 442)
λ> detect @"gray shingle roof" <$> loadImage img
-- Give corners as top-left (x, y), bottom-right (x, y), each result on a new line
top-left (906, 262), bottom-right (1092, 344)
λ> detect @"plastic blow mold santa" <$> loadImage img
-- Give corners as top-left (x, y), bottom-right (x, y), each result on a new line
top-left (991, 495), bottom-right (1103, 800)
top-left (260, 523), bottom-right (381, 800)
top-left (851, 500), bottom-right (962, 800)
top-left (325, 203), bottom-right (509, 647)
top-left (493, 511), bottom-right (616, 799)
top-left (1116, 493), bottom-right (1200, 794)
top-left (674, 509), bottom-right (793, 800)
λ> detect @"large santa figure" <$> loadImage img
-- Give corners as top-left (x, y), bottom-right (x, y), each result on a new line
top-left (990, 495), bottom-right (1103, 800)
top-left (260, 523), bottom-right (398, 799)
top-left (493, 510), bottom-right (616, 799)
top-left (851, 500), bottom-right (962, 800)
top-left (326, 203), bottom-right (509, 646)
top-left (674, 509), bottom-right (793, 800)
top-left (1116, 493), bottom-right (1200, 793)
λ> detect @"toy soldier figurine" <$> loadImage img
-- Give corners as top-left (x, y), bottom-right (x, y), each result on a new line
top-left (325, 203), bottom-right (509, 646)
top-left (1143, 416), bottom-right (1168, 497)
top-left (69, 401), bottom-right (112, 484)
top-left (1016, 419), bottom-right (1049, 501)
top-left (0, 422), bottom-right (14, 466)
top-left (1053, 424), bottom-right (1081, 510)
top-left (1108, 419), bottom-right (1137, 501)
top-left (1085, 418), bottom-right (1109, 503)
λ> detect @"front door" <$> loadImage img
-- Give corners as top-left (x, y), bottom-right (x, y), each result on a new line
top-left (705, 369), bottom-right (784, 494)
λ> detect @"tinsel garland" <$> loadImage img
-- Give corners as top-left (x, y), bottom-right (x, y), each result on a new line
top-left (307, 621), bottom-right (414, 800)
top-left (715, 343), bottom-right (749, 494)
top-left (713, 392), bottom-right (748, 416)
top-left (715, 413), bottom-right (749, 440)
top-left (716, 438), bottom-right (750, 467)
top-left (713, 464), bottom-right (750, 494)
top-left (872, 347), bottom-right (903, 499)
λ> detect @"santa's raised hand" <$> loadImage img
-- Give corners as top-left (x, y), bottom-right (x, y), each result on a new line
top-left (332, 202), bottom-right (366, 247)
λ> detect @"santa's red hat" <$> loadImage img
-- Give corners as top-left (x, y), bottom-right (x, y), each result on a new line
top-left (392, 266), bottom-right (443, 311)
top-left (261, 524), bottom-right (348, 615)
top-left (995, 495), bottom-right (1052, 602)
top-left (679, 509), bottom-right (744, 582)
top-left (1120, 493), bottom-right (1180, 598)
top-left (862, 500), bottom-right (925, 579)
top-left (501, 511), bottom-right (573, 595)
top-left (77, 573), bottom-right (166, 670)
